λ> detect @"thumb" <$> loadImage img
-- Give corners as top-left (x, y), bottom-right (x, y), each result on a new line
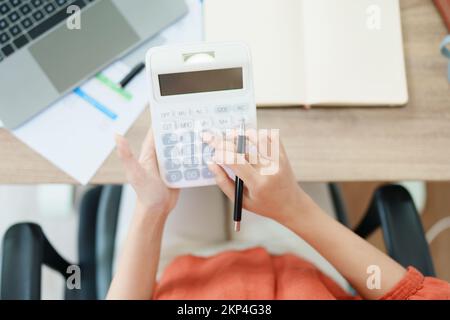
top-left (138, 129), bottom-right (159, 172)
top-left (115, 134), bottom-right (145, 185)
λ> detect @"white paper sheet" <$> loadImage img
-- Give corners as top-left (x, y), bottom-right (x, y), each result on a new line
top-left (13, 62), bottom-right (147, 184)
top-left (11, 0), bottom-right (203, 184)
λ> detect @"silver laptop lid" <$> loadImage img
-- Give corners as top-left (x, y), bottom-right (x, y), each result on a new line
top-left (0, 0), bottom-right (187, 129)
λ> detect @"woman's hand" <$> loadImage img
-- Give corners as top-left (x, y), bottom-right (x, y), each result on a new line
top-left (205, 130), bottom-right (309, 226)
top-left (206, 131), bottom-right (408, 299)
top-left (115, 129), bottom-right (179, 217)
top-left (109, 129), bottom-right (179, 300)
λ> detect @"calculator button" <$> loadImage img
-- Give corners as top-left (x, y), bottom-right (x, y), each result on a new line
top-left (202, 143), bottom-right (215, 164)
top-left (183, 156), bottom-right (200, 168)
top-left (177, 119), bottom-right (194, 130)
top-left (192, 106), bottom-right (208, 116)
top-left (184, 169), bottom-right (200, 180)
top-left (181, 131), bottom-right (195, 144)
top-left (182, 144), bottom-right (199, 157)
top-left (160, 111), bottom-right (172, 119)
top-left (235, 105), bottom-right (249, 112)
top-left (202, 167), bottom-right (215, 179)
top-left (215, 117), bottom-right (232, 129)
top-left (166, 171), bottom-right (182, 183)
top-left (215, 105), bottom-right (230, 113)
top-left (164, 146), bottom-right (180, 158)
top-left (196, 118), bottom-right (212, 130)
top-left (161, 122), bottom-right (176, 131)
top-left (162, 133), bottom-right (178, 145)
top-left (176, 110), bottom-right (188, 117)
top-left (165, 158), bottom-right (181, 170)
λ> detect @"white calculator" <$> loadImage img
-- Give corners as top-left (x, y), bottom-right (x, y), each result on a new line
top-left (145, 42), bottom-right (257, 188)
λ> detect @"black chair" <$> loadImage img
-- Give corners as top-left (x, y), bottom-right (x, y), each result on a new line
top-left (0, 183), bottom-right (435, 300)
top-left (329, 184), bottom-right (435, 276)
top-left (1, 185), bottom-right (122, 300)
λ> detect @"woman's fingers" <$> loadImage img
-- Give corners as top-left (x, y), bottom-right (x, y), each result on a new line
top-left (115, 134), bottom-right (145, 186)
top-left (213, 149), bottom-right (259, 186)
top-left (207, 162), bottom-right (235, 200)
top-left (207, 129), bottom-right (273, 166)
top-left (203, 131), bottom-right (260, 185)
top-left (245, 129), bottom-right (276, 161)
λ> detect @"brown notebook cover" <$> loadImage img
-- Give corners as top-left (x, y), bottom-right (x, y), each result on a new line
top-left (434, 0), bottom-right (450, 32)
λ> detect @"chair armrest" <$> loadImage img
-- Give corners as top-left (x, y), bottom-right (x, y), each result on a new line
top-left (1, 223), bottom-right (72, 300)
top-left (354, 184), bottom-right (435, 276)
top-left (77, 186), bottom-right (103, 300)
top-left (95, 185), bottom-right (122, 299)
top-left (328, 183), bottom-right (350, 227)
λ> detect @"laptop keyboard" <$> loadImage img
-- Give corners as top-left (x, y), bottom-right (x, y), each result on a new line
top-left (0, 0), bottom-right (97, 63)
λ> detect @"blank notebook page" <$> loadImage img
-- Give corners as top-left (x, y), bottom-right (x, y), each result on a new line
top-left (205, 0), bottom-right (408, 107)
top-left (204, 0), bottom-right (307, 106)
top-left (303, 0), bottom-right (408, 105)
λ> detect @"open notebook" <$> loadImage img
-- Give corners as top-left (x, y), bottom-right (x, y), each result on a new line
top-left (204, 0), bottom-right (408, 107)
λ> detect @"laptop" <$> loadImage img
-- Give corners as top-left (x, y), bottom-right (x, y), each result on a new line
top-left (0, 0), bottom-right (187, 129)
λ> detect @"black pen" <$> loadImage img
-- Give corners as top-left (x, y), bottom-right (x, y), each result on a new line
top-left (234, 119), bottom-right (246, 232)
top-left (119, 62), bottom-right (145, 88)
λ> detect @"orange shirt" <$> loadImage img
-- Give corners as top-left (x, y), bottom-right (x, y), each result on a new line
top-left (154, 247), bottom-right (450, 300)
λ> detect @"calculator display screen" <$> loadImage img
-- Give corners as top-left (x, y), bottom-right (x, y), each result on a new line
top-left (158, 68), bottom-right (243, 96)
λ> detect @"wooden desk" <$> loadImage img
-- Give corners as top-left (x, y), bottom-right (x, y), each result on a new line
top-left (0, 0), bottom-right (449, 184)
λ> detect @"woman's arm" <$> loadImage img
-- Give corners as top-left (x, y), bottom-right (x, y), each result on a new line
top-left (205, 131), bottom-right (405, 299)
top-left (107, 203), bottom-right (167, 300)
top-left (107, 131), bottom-right (179, 300)
top-left (282, 193), bottom-right (406, 299)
